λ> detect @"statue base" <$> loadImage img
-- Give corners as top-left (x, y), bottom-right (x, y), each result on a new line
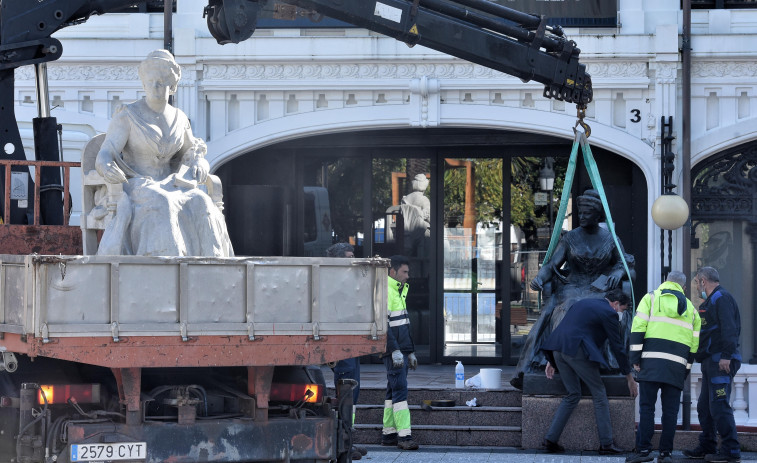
top-left (521, 394), bottom-right (636, 451)
top-left (523, 372), bottom-right (631, 396)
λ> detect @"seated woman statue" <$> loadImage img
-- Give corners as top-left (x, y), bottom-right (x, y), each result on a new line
top-left (95, 50), bottom-right (234, 257)
top-left (510, 189), bottom-right (634, 389)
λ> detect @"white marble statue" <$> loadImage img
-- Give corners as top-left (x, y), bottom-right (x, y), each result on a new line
top-left (401, 173), bottom-right (431, 223)
top-left (94, 50), bottom-right (234, 257)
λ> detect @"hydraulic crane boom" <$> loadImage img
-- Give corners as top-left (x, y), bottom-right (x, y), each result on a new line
top-left (273, 0), bottom-right (592, 104)
top-left (0, 0), bottom-right (592, 225)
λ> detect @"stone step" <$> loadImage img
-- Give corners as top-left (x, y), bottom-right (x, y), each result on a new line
top-left (350, 387), bottom-right (522, 407)
top-left (353, 424), bottom-right (522, 447)
top-left (356, 404), bottom-right (521, 427)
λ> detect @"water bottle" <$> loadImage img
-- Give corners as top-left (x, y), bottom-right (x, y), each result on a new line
top-left (455, 361), bottom-right (464, 389)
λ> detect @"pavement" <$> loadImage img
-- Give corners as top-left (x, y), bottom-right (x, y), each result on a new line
top-left (356, 446), bottom-right (757, 462)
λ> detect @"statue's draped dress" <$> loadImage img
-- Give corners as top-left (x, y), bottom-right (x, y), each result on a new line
top-left (516, 226), bottom-right (633, 374)
top-left (98, 101), bottom-right (234, 257)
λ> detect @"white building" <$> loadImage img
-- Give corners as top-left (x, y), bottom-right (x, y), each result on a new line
top-left (11, 0), bottom-right (757, 370)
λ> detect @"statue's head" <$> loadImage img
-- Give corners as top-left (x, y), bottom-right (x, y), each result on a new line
top-left (576, 189), bottom-right (604, 228)
top-left (411, 173), bottom-right (429, 193)
top-left (138, 49), bottom-right (181, 94)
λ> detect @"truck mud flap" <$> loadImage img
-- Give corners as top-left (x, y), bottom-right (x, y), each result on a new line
top-left (61, 417), bottom-right (337, 463)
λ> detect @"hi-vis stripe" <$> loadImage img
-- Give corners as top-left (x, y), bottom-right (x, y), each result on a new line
top-left (635, 312), bottom-right (650, 322)
top-left (389, 309), bottom-right (409, 327)
top-left (648, 315), bottom-right (694, 330)
top-left (641, 351), bottom-right (688, 366)
top-left (630, 344), bottom-right (643, 351)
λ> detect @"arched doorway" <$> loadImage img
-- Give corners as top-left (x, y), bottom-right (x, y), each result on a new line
top-left (215, 128), bottom-right (648, 364)
top-left (692, 140), bottom-right (757, 363)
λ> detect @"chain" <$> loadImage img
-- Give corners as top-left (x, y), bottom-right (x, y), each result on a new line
top-left (574, 103), bottom-right (591, 138)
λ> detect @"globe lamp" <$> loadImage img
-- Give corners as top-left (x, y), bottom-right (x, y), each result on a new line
top-left (651, 194), bottom-right (689, 230)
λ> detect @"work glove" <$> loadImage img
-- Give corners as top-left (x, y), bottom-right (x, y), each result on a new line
top-left (391, 350), bottom-right (404, 368)
top-left (408, 352), bottom-right (418, 370)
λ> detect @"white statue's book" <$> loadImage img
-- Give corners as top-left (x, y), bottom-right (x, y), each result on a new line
top-left (174, 164), bottom-right (198, 189)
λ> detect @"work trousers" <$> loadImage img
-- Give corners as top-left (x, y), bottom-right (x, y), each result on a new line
top-left (333, 358), bottom-right (360, 405)
top-left (545, 350), bottom-right (613, 446)
top-left (636, 380), bottom-right (682, 452)
top-left (697, 358), bottom-right (741, 457)
top-left (333, 357), bottom-right (360, 425)
top-left (382, 354), bottom-right (411, 437)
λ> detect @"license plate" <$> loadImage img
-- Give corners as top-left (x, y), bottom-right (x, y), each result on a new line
top-left (70, 442), bottom-right (147, 461)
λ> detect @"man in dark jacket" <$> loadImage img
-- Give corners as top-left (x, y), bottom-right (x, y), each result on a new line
top-left (684, 267), bottom-right (742, 463)
top-left (541, 289), bottom-right (638, 454)
top-left (626, 271), bottom-right (700, 463)
top-left (325, 243), bottom-right (367, 461)
top-left (381, 255), bottom-right (419, 450)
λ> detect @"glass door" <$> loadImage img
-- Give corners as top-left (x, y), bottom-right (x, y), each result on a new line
top-left (442, 158), bottom-right (505, 360)
top-left (372, 157), bottom-right (433, 362)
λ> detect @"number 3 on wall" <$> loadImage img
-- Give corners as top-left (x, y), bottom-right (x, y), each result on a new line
top-left (630, 109), bottom-right (641, 123)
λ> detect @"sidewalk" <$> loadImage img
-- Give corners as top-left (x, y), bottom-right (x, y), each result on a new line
top-left (357, 446), bottom-right (757, 462)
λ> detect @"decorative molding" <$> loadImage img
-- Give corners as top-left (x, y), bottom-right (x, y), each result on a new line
top-left (16, 64), bottom-right (140, 82)
top-left (692, 144), bottom-right (757, 219)
top-left (13, 61), bottom-right (651, 84)
top-left (16, 64), bottom-right (198, 85)
top-left (651, 62), bottom-right (677, 83)
top-left (585, 62), bottom-right (648, 79)
top-left (202, 63), bottom-right (515, 81)
top-left (202, 61), bottom-right (652, 82)
top-left (692, 61), bottom-right (757, 78)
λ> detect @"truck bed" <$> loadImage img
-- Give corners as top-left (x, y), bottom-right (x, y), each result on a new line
top-left (0, 254), bottom-right (387, 368)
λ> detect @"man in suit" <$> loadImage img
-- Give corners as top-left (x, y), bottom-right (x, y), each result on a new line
top-left (541, 289), bottom-right (638, 454)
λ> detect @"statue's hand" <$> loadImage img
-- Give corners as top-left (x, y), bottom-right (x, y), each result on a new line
top-left (99, 161), bottom-right (127, 184)
top-left (607, 270), bottom-right (624, 289)
top-left (192, 158), bottom-right (209, 184)
top-left (529, 277), bottom-right (543, 291)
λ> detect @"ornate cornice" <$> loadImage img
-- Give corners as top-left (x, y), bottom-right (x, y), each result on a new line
top-left (692, 61), bottom-right (757, 78)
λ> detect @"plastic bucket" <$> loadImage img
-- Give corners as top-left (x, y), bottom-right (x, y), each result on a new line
top-left (479, 368), bottom-right (502, 389)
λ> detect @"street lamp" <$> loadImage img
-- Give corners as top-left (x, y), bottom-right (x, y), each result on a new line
top-left (539, 157), bottom-right (555, 231)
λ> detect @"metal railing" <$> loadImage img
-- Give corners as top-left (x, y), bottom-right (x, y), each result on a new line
top-left (691, 0), bottom-right (757, 8)
top-left (1, 160), bottom-right (80, 226)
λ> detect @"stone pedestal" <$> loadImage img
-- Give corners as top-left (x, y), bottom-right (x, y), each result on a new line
top-left (521, 394), bottom-right (636, 451)
top-left (523, 372), bottom-right (632, 396)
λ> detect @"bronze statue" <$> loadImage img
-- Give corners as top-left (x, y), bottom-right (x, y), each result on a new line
top-left (511, 189), bottom-right (635, 389)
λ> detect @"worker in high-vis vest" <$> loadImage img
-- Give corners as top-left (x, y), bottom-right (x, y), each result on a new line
top-left (626, 271), bottom-right (700, 463)
top-left (381, 255), bottom-right (419, 451)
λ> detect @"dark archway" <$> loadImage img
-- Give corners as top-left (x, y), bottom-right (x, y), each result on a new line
top-left (215, 127), bottom-right (648, 364)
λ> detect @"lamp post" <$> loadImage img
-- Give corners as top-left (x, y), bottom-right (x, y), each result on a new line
top-left (539, 157), bottom-right (555, 232)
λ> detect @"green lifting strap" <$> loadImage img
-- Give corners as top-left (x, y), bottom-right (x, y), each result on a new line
top-left (541, 130), bottom-right (636, 308)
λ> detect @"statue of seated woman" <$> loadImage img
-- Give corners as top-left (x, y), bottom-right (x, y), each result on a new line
top-left (510, 189), bottom-right (634, 389)
top-left (94, 50), bottom-right (234, 257)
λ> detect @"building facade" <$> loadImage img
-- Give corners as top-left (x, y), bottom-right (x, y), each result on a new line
top-left (12, 0), bottom-right (757, 366)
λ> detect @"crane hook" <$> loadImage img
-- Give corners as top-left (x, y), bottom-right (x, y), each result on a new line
top-left (574, 103), bottom-right (591, 138)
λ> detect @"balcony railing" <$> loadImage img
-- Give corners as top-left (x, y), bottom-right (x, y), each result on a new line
top-left (691, 0), bottom-right (757, 8)
top-left (643, 363), bottom-right (757, 427)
